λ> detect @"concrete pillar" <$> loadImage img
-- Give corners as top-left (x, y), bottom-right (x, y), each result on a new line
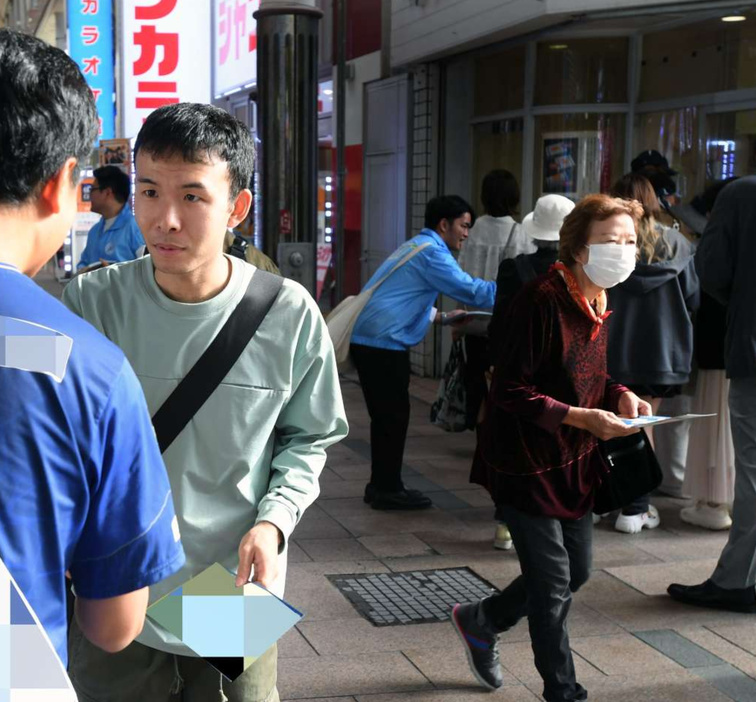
top-left (254, 0), bottom-right (322, 294)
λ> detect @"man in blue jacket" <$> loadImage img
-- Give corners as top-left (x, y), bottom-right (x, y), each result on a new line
top-left (77, 165), bottom-right (144, 271)
top-left (0, 28), bottom-right (184, 668)
top-left (351, 195), bottom-right (497, 510)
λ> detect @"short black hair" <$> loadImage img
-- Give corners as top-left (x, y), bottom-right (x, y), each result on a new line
top-left (133, 103), bottom-right (254, 199)
top-left (93, 165), bottom-right (130, 203)
top-left (0, 29), bottom-right (98, 205)
top-left (481, 169), bottom-right (520, 217)
top-left (424, 195), bottom-right (476, 231)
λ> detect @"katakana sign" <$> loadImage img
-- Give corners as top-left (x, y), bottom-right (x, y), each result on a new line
top-left (213, 0), bottom-right (258, 96)
top-left (121, 0), bottom-right (212, 139)
top-left (68, 0), bottom-right (115, 142)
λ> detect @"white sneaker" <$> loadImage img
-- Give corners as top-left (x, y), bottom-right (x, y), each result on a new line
top-left (614, 505), bottom-right (660, 534)
top-left (680, 502), bottom-right (732, 531)
top-left (592, 512), bottom-right (610, 525)
top-left (494, 523), bottom-right (513, 550)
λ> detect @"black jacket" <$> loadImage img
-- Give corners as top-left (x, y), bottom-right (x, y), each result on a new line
top-left (489, 247), bottom-right (558, 360)
top-left (696, 176), bottom-right (756, 378)
top-left (607, 228), bottom-right (699, 386)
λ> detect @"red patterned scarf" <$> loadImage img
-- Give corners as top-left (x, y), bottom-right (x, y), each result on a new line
top-left (552, 262), bottom-right (611, 341)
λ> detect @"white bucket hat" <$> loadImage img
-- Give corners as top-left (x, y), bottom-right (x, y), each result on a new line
top-left (522, 194), bottom-right (575, 241)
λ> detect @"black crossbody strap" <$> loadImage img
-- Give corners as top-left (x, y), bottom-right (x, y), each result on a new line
top-left (152, 270), bottom-right (284, 454)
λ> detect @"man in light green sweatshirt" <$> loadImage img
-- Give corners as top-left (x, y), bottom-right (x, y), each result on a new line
top-left (63, 103), bottom-right (348, 702)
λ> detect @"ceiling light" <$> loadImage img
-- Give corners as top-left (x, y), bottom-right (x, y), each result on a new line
top-left (549, 44), bottom-right (568, 50)
top-left (721, 15), bottom-right (746, 22)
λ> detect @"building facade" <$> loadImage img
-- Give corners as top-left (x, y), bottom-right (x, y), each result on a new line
top-left (367, 0), bottom-right (756, 375)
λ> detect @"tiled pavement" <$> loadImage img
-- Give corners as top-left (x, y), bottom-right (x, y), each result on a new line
top-left (280, 376), bottom-right (756, 702)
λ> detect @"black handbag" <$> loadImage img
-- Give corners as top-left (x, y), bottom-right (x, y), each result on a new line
top-left (593, 429), bottom-right (663, 514)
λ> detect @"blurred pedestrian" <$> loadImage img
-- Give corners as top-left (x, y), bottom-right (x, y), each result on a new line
top-left (0, 28), bottom-right (184, 667)
top-left (484, 193), bottom-right (575, 550)
top-left (680, 180), bottom-right (738, 530)
top-left (455, 195), bottom-right (650, 700)
top-left (457, 169), bottom-right (535, 430)
top-left (668, 176), bottom-right (756, 613)
top-left (631, 149), bottom-right (679, 226)
top-left (77, 165), bottom-right (145, 271)
top-left (351, 195), bottom-right (496, 510)
top-left (488, 194), bottom-right (574, 359)
top-left (607, 173), bottom-right (699, 534)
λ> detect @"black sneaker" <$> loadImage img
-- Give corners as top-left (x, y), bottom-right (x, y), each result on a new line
top-left (451, 602), bottom-right (504, 690)
top-left (668, 579), bottom-right (756, 613)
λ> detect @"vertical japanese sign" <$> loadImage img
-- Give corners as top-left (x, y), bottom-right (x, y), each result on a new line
top-left (67, 0), bottom-right (115, 142)
top-left (121, 0), bottom-right (212, 139)
top-left (213, 0), bottom-right (258, 96)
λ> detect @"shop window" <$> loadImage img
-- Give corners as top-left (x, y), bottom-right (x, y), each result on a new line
top-left (472, 119), bottom-right (524, 216)
top-left (534, 38), bottom-right (628, 106)
top-left (706, 110), bottom-right (756, 183)
top-left (532, 113), bottom-right (626, 202)
top-left (473, 46), bottom-right (526, 117)
top-left (640, 13), bottom-right (756, 102)
top-left (634, 108), bottom-right (700, 200)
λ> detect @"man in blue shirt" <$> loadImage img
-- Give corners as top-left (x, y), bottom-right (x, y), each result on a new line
top-left (0, 29), bottom-right (184, 667)
top-left (351, 195), bottom-right (497, 510)
top-left (77, 165), bottom-right (144, 271)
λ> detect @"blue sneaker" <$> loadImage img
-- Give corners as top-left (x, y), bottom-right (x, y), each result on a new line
top-left (451, 602), bottom-right (504, 690)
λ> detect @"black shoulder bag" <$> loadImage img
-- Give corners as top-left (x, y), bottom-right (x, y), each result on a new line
top-left (594, 429), bottom-right (663, 514)
top-left (151, 270), bottom-right (284, 454)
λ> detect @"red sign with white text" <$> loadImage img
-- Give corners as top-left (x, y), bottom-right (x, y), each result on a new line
top-left (121, 0), bottom-right (212, 139)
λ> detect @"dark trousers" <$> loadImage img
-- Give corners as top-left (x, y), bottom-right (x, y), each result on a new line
top-left (482, 505), bottom-right (592, 702)
top-left (463, 335), bottom-right (490, 429)
top-left (350, 343), bottom-right (410, 492)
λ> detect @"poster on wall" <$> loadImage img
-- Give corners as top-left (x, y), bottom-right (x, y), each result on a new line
top-left (542, 137), bottom-right (579, 195)
top-left (98, 138), bottom-right (132, 174)
top-left (541, 132), bottom-right (602, 200)
top-left (121, 0), bottom-right (212, 139)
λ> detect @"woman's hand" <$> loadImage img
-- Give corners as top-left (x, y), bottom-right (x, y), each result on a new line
top-left (617, 391), bottom-right (652, 419)
top-left (564, 406), bottom-right (638, 440)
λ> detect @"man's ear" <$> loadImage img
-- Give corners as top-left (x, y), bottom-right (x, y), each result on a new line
top-left (437, 218), bottom-right (449, 235)
top-left (227, 188), bottom-right (252, 228)
top-left (38, 158), bottom-right (78, 216)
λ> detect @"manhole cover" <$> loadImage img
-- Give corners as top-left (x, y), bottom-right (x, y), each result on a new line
top-left (328, 568), bottom-right (498, 626)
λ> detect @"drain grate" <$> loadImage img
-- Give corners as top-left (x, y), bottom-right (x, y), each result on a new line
top-left (328, 568), bottom-right (498, 626)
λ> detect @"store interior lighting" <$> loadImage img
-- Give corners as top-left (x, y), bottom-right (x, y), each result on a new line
top-left (721, 15), bottom-right (746, 21)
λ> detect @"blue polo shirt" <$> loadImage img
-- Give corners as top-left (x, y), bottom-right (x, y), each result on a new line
top-left (352, 229), bottom-right (497, 351)
top-left (0, 262), bottom-right (185, 666)
top-left (77, 204), bottom-right (144, 269)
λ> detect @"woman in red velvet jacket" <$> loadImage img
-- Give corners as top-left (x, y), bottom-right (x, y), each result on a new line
top-left (452, 195), bottom-right (652, 702)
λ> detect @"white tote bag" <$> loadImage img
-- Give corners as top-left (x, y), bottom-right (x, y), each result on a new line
top-left (327, 242), bottom-right (431, 371)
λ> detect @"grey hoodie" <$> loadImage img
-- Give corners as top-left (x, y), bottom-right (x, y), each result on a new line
top-left (607, 227), bottom-right (700, 386)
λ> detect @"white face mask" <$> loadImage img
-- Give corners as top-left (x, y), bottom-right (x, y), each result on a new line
top-left (582, 243), bottom-right (636, 289)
